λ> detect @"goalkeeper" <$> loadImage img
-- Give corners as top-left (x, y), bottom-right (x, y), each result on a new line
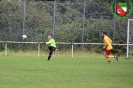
top-left (42, 35), bottom-right (56, 61)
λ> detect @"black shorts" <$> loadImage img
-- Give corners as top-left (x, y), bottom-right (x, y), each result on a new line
top-left (48, 46), bottom-right (56, 56)
top-left (48, 46), bottom-right (56, 51)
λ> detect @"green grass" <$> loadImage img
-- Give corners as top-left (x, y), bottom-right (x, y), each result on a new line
top-left (0, 51), bottom-right (133, 88)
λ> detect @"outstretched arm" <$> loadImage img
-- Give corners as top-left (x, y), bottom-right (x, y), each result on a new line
top-left (46, 40), bottom-right (52, 45)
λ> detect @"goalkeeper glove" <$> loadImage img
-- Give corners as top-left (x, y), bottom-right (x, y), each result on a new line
top-left (41, 42), bottom-right (46, 44)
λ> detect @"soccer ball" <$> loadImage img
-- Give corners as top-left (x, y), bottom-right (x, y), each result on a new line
top-left (22, 35), bottom-right (27, 39)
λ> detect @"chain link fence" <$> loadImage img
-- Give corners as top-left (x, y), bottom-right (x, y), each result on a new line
top-left (25, 1), bottom-right (53, 42)
top-left (0, 0), bottom-right (116, 42)
top-left (0, 0), bottom-right (131, 56)
top-left (0, 0), bottom-right (23, 41)
top-left (54, 1), bottom-right (84, 43)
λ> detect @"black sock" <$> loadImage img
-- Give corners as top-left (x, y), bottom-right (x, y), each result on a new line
top-left (48, 56), bottom-right (51, 60)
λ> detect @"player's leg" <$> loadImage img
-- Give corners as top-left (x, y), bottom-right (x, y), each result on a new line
top-left (107, 49), bottom-right (118, 61)
top-left (47, 46), bottom-right (52, 60)
top-left (105, 50), bottom-right (111, 64)
top-left (48, 46), bottom-right (51, 50)
top-left (48, 47), bottom-right (56, 60)
top-left (108, 55), bottom-right (117, 60)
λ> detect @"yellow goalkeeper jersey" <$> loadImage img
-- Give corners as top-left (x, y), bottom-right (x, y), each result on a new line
top-left (103, 35), bottom-right (112, 50)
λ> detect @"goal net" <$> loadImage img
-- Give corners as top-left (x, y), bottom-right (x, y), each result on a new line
top-left (127, 19), bottom-right (133, 58)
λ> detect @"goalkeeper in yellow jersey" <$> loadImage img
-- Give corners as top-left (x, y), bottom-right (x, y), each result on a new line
top-left (102, 32), bottom-right (118, 64)
top-left (42, 35), bottom-right (56, 61)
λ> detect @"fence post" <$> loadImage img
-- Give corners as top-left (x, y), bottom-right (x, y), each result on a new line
top-left (113, 0), bottom-right (116, 43)
top-left (38, 43), bottom-right (40, 57)
top-left (22, 0), bottom-right (26, 41)
top-left (5, 42), bottom-right (7, 56)
top-left (82, 0), bottom-right (86, 43)
top-left (52, 0), bottom-right (56, 38)
top-left (72, 43), bottom-right (74, 58)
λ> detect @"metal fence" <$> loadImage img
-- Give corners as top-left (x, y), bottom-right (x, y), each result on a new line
top-left (0, 0), bottom-right (132, 57)
top-left (0, 0), bottom-right (118, 42)
top-left (0, 41), bottom-right (128, 58)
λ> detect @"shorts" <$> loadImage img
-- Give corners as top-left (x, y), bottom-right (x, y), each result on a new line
top-left (48, 46), bottom-right (56, 56)
top-left (48, 46), bottom-right (56, 51)
top-left (105, 49), bottom-right (112, 55)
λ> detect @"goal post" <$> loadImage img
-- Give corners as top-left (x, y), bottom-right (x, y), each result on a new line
top-left (127, 19), bottom-right (133, 58)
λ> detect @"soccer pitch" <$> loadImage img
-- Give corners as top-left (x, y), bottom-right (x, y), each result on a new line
top-left (0, 53), bottom-right (133, 88)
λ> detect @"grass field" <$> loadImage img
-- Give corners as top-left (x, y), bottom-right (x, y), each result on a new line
top-left (0, 51), bottom-right (133, 88)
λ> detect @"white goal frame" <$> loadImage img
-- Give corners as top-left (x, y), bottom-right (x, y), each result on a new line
top-left (127, 19), bottom-right (133, 58)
